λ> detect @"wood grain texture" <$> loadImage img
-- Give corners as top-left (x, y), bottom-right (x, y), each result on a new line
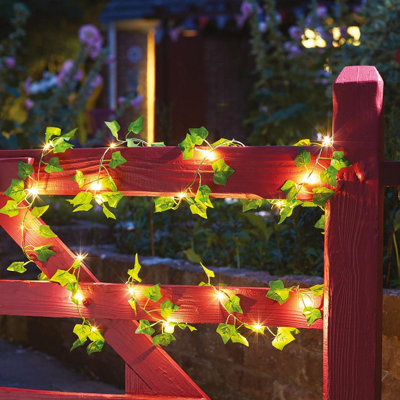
top-left (0, 387), bottom-right (206, 400)
top-left (324, 66), bottom-right (384, 399)
top-left (0, 199), bottom-right (208, 398)
top-left (382, 161), bottom-right (400, 186)
top-left (0, 146), bottom-right (331, 200)
top-left (0, 280), bottom-right (323, 329)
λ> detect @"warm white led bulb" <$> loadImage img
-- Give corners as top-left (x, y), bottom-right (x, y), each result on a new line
top-left (91, 181), bottom-right (102, 191)
top-left (177, 192), bottom-right (186, 199)
top-left (322, 135), bottom-right (333, 147)
top-left (128, 286), bottom-right (135, 296)
top-left (216, 291), bottom-right (225, 302)
top-left (73, 291), bottom-right (84, 303)
top-left (27, 187), bottom-right (39, 197)
top-left (91, 326), bottom-right (97, 332)
top-left (164, 321), bottom-right (175, 334)
top-left (109, 142), bottom-right (117, 148)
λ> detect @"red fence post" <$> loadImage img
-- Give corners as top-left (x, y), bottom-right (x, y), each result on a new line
top-left (324, 66), bottom-right (384, 399)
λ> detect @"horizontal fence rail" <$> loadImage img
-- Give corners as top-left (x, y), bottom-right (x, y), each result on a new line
top-left (0, 280), bottom-right (323, 329)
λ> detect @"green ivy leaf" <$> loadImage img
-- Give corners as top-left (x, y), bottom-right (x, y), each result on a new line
top-left (109, 151), bottom-right (127, 168)
top-left (67, 192), bottom-right (93, 211)
top-left (314, 215), bottom-right (325, 230)
top-left (177, 323), bottom-right (197, 332)
top-left (212, 159), bottom-right (235, 186)
top-left (144, 283), bottom-right (162, 302)
top-left (267, 280), bottom-right (290, 305)
top-left (45, 126), bottom-right (61, 143)
top-left (153, 333), bottom-right (176, 347)
top-left (184, 248), bottom-right (202, 264)
top-left (102, 176), bottom-right (117, 192)
top-left (128, 116), bottom-right (143, 134)
top-left (44, 157), bottom-right (63, 173)
top-left (188, 127), bottom-right (208, 145)
top-left (105, 120), bottom-right (120, 140)
top-left (39, 224), bottom-right (57, 238)
top-left (216, 323), bottom-right (236, 344)
top-left (195, 185), bottom-right (213, 208)
top-left (178, 133), bottom-right (195, 160)
top-left (73, 323), bottom-right (90, 342)
top-left (34, 244), bottom-right (55, 262)
top-left (302, 307), bottom-right (322, 326)
top-left (294, 147), bottom-right (311, 168)
top-left (151, 142), bottom-right (166, 147)
top-left (154, 197), bottom-right (175, 213)
top-left (331, 151), bottom-right (351, 170)
top-left (70, 338), bottom-right (86, 351)
top-left (272, 327), bottom-right (299, 351)
top-left (212, 138), bottom-right (231, 146)
top-left (126, 138), bottom-right (138, 147)
top-left (201, 262), bottom-right (215, 279)
top-left (128, 298), bottom-right (137, 315)
top-left (5, 179), bottom-right (25, 202)
top-left (190, 202), bottom-right (208, 219)
top-left (293, 139), bottom-right (311, 146)
top-left (7, 261), bottom-right (27, 273)
top-left (52, 137), bottom-right (74, 154)
top-left (0, 200), bottom-right (19, 217)
top-left (101, 191), bottom-right (124, 208)
top-left (50, 269), bottom-right (77, 287)
top-left (87, 339), bottom-right (105, 355)
top-left (37, 272), bottom-right (49, 280)
top-left (320, 166), bottom-right (338, 187)
top-left (31, 205), bottom-right (49, 218)
top-left (278, 200), bottom-right (301, 224)
top-left (135, 320), bottom-right (155, 336)
top-left (310, 284), bottom-right (324, 296)
top-left (18, 161), bottom-right (34, 180)
top-left (102, 204), bottom-right (116, 219)
top-left (160, 299), bottom-right (179, 319)
top-left (72, 170), bottom-right (85, 188)
top-left (224, 295), bottom-right (243, 314)
top-left (241, 199), bottom-right (263, 212)
top-left (61, 128), bottom-right (77, 141)
top-left (312, 187), bottom-right (335, 207)
top-left (280, 180), bottom-right (298, 202)
top-left (231, 331), bottom-right (249, 347)
top-left (127, 253), bottom-right (142, 283)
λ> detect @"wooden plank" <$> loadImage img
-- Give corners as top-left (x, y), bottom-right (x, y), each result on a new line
top-left (0, 387), bottom-right (205, 400)
top-left (0, 280), bottom-right (323, 329)
top-left (0, 146), bottom-right (331, 199)
top-left (324, 66), bottom-right (384, 399)
top-left (382, 161), bottom-right (400, 186)
top-left (0, 198), bottom-right (208, 398)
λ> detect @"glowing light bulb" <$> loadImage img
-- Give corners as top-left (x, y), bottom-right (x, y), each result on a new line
top-left (91, 181), bottom-right (102, 191)
top-left (163, 321), bottom-right (175, 334)
top-left (322, 135), bottom-right (333, 147)
top-left (196, 148), bottom-right (216, 161)
top-left (73, 291), bottom-right (84, 303)
top-left (20, 224), bottom-right (24, 230)
top-left (109, 142), bottom-right (117, 148)
top-left (275, 200), bottom-right (286, 209)
top-left (128, 286), bottom-right (135, 296)
top-left (91, 326), bottom-right (98, 332)
top-left (95, 194), bottom-right (104, 205)
top-left (76, 253), bottom-right (86, 262)
top-left (216, 291), bottom-right (225, 302)
top-left (302, 172), bottom-right (319, 185)
top-left (252, 324), bottom-right (264, 333)
top-left (177, 192), bottom-right (186, 199)
top-left (27, 187), bottom-right (39, 197)
top-left (43, 142), bottom-right (53, 151)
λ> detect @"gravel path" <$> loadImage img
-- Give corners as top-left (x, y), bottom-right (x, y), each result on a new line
top-left (0, 339), bottom-right (124, 394)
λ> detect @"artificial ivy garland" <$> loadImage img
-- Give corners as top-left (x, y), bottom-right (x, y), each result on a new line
top-left (1, 120), bottom-right (349, 353)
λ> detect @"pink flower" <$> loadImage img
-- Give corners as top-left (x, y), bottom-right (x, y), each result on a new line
top-left (118, 96), bottom-right (125, 105)
top-left (24, 77), bottom-right (32, 93)
top-left (5, 57), bottom-right (15, 68)
top-left (79, 25), bottom-right (103, 59)
top-left (25, 98), bottom-right (34, 110)
top-left (240, 1), bottom-right (253, 19)
top-left (130, 95), bottom-right (144, 111)
top-left (90, 74), bottom-right (103, 88)
top-left (56, 60), bottom-right (82, 86)
top-left (316, 6), bottom-right (327, 19)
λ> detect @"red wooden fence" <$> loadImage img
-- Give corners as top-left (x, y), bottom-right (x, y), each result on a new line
top-left (0, 66), bottom-right (399, 399)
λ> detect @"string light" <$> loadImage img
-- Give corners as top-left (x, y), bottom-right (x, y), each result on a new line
top-left (43, 142), bottom-right (53, 151)
top-left (27, 187), bottom-right (39, 197)
top-left (322, 135), bottom-right (333, 147)
top-left (128, 286), bottom-right (135, 296)
top-left (216, 291), bottom-right (225, 302)
top-left (274, 200), bottom-right (286, 209)
top-left (91, 326), bottom-right (98, 332)
top-left (177, 192), bottom-right (186, 199)
top-left (20, 224), bottom-right (24, 230)
top-left (163, 321), bottom-right (175, 334)
top-left (109, 143), bottom-right (117, 148)
top-left (73, 291), bottom-right (84, 303)
top-left (76, 253), bottom-right (86, 262)
top-left (302, 172), bottom-right (319, 185)
top-left (90, 181), bottom-right (102, 191)
top-left (196, 148), bottom-right (216, 161)
top-left (252, 324), bottom-right (264, 333)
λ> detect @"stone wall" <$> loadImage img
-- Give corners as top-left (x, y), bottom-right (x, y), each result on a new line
top-left (1, 244), bottom-right (399, 399)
